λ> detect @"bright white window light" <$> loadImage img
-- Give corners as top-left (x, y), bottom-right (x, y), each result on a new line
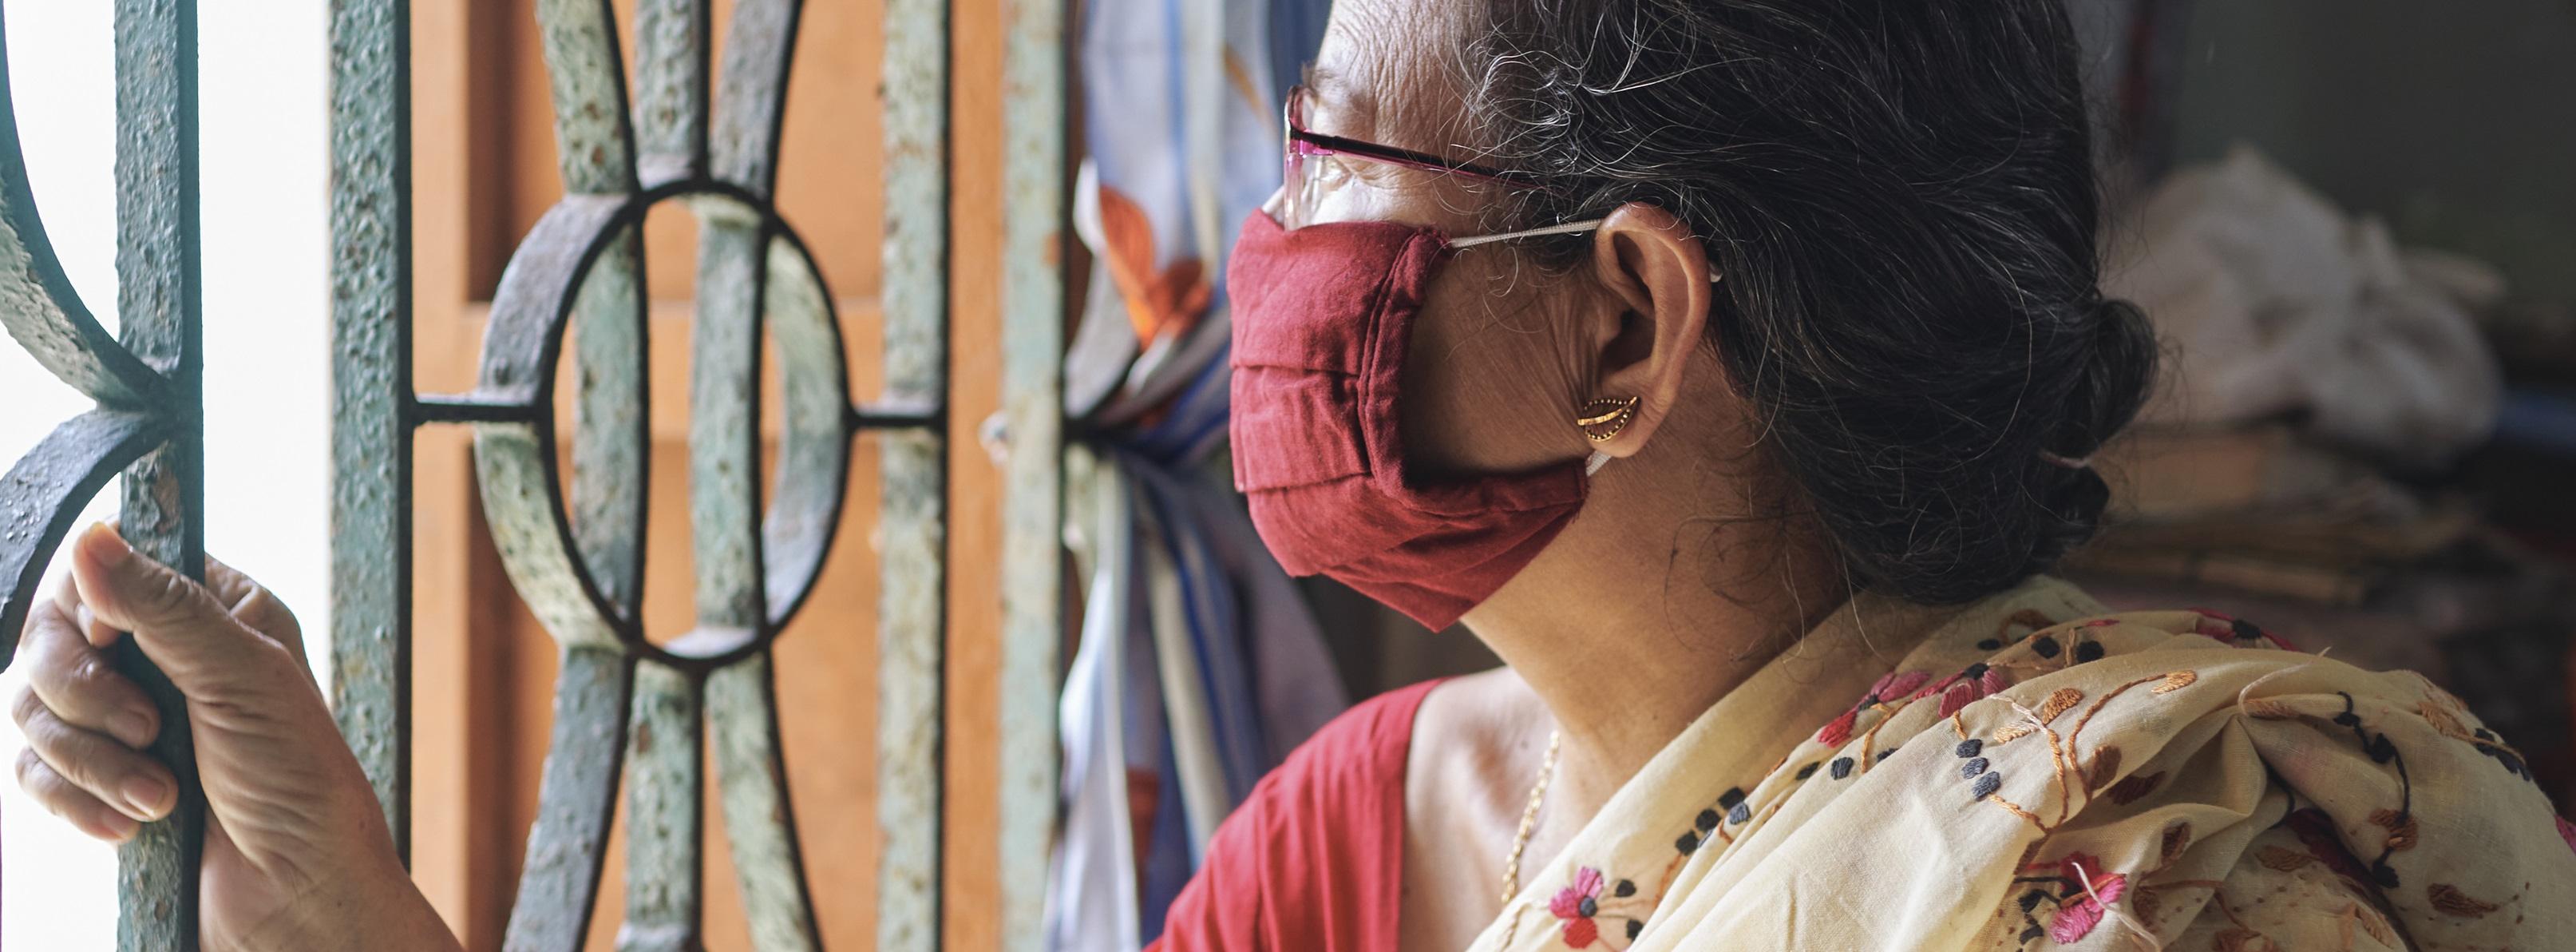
top-left (0, 3), bottom-right (330, 949)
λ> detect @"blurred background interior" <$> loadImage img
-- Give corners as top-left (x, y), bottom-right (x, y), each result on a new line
top-left (0, 1), bottom-right (2571, 950)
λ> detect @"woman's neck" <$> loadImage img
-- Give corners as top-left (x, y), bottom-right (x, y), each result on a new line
top-left (1459, 449), bottom-right (1848, 823)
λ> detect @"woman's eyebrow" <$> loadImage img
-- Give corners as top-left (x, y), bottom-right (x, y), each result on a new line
top-left (1303, 61), bottom-right (1346, 97)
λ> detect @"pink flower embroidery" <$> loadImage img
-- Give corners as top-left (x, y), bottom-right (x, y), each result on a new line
top-left (1915, 663), bottom-right (2010, 717)
top-left (1549, 867), bottom-right (1606, 947)
top-left (1817, 671), bottom-right (1932, 747)
top-left (2555, 815), bottom-right (2576, 857)
top-left (2028, 852), bottom-right (2128, 942)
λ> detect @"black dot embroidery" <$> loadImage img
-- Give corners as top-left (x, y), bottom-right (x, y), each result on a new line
top-left (1717, 787), bottom-right (1746, 809)
top-left (1830, 757), bottom-right (1855, 779)
top-left (1614, 879), bottom-right (1636, 898)
top-left (2031, 636), bottom-right (2061, 658)
top-left (1971, 771), bottom-right (2003, 799)
top-left (1676, 831), bottom-right (1700, 855)
top-left (1960, 757), bottom-right (1990, 779)
top-left (1696, 809), bottom-right (1720, 831)
top-left (1727, 801), bottom-right (1752, 825)
top-left (1955, 739), bottom-right (1983, 759)
top-left (1794, 761), bottom-right (1820, 780)
top-left (1579, 896), bottom-right (1598, 918)
top-left (1975, 638), bottom-right (2002, 651)
top-left (2075, 641), bottom-right (2106, 663)
top-left (1626, 921), bottom-right (1645, 940)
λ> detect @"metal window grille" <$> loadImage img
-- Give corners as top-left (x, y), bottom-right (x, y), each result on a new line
top-left (0, 0), bottom-right (1068, 947)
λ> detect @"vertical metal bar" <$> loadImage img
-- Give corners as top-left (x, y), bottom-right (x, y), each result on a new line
top-left (501, 646), bottom-right (635, 952)
top-left (326, 0), bottom-right (415, 859)
top-left (620, 661), bottom-right (706, 951)
top-left (708, 651), bottom-right (821, 950)
top-left (631, 0), bottom-right (710, 185)
top-left (112, 0), bottom-right (204, 948)
top-left (999, 0), bottom-right (1070, 941)
top-left (876, 0), bottom-right (950, 942)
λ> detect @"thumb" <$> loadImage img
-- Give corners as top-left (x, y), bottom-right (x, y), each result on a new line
top-left (67, 523), bottom-right (295, 697)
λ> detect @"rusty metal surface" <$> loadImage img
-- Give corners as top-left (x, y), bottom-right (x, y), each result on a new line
top-left (536, 0), bottom-right (637, 195)
top-left (0, 412), bottom-right (167, 662)
top-left (710, 650), bottom-right (821, 950)
top-left (631, 0), bottom-right (709, 186)
top-left (999, 0), bottom-right (1072, 942)
top-left (620, 660), bottom-right (705, 950)
top-left (876, 0), bottom-right (951, 941)
top-left (312, 0), bottom-right (978, 946)
top-left (326, 0), bottom-right (414, 853)
top-left (690, 215), bottom-right (768, 633)
top-left (502, 647), bottom-right (634, 952)
top-left (0, 17), bottom-right (162, 408)
top-left (711, 0), bottom-right (801, 196)
top-left (110, 0), bottom-right (208, 947)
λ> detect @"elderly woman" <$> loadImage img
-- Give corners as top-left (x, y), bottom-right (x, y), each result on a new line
top-left (17, 0), bottom-right (2576, 950)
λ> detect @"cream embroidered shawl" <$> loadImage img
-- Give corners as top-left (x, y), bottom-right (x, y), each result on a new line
top-left (1469, 577), bottom-right (2576, 950)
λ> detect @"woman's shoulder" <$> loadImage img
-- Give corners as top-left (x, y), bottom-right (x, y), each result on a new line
top-left (1150, 679), bottom-right (1443, 952)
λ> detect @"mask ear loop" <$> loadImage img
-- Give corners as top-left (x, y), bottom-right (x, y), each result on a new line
top-left (1448, 219), bottom-right (1726, 286)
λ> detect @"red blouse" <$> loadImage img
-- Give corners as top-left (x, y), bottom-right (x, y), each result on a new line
top-left (1148, 680), bottom-right (1440, 952)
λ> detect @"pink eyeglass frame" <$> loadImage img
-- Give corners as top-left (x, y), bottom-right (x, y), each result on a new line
top-left (1281, 84), bottom-right (1554, 196)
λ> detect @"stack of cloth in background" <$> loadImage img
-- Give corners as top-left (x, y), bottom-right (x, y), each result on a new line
top-left (2071, 146), bottom-right (2576, 810)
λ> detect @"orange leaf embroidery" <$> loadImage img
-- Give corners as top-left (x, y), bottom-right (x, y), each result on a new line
top-left (2158, 821), bottom-right (2192, 870)
top-left (2417, 700), bottom-right (2475, 742)
top-left (2341, 902), bottom-right (2396, 945)
top-left (2242, 697), bottom-right (2299, 720)
top-left (1992, 723), bottom-right (2034, 745)
top-left (2083, 746), bottom-right (2123, 791)
top-left (2370, 808), bottom-right (2419, 852)
top-left (2107, 771), bottom-right (2164, 806)
top-left (2038, 688), bottom-right (2084, 723)
top-left (2257, 847), bottom-right (2317, 872)
top-left (2428, 883), bottom-right (2500, 918)
top-left (2153, 670), bottom-right (2198, 694)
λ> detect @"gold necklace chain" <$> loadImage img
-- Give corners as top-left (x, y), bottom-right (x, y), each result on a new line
top-left (1498, 729), bottom-right (1564, 906)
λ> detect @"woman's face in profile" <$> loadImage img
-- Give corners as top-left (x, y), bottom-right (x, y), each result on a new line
top-left (1276, 0), bottom-right (1610, 482)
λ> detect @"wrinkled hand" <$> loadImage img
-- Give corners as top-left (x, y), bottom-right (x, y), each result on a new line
top-left (12, 523), bottom-right (455, 951)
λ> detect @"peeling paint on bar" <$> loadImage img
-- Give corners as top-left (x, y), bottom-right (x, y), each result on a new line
top-left (711, 650), bottom-right (823, 950)
top-left (326, 0), bottom-right (414, 854)
top-left (112, 0), bottom-right (208, 948)
top-left (877, 0), bottom-right (951, 940)
top-left (502, 647), bottom-right (635, 952)
top-left (622, 660), bottom-right (706, 950)
top-left (631, 0), bottom-right (710, 186)
top-left (999, 0), bottom-right (1072, 942)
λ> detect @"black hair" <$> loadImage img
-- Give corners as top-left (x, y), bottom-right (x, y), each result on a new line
top-left (1461, 0), bottom-right (2157, 604)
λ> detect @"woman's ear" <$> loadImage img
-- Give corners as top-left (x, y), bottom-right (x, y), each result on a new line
top-left (1577, 201), bottom-right (1717, 459)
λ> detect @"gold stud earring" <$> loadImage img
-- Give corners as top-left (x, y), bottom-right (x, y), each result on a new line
top-left (1576, 395), bottom-right (1640, 442)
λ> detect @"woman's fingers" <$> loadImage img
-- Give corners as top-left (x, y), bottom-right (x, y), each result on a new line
top-left (12, 687), bottom-right (174, 822)
top-left (205, 555), bottom-right (310, 674)
top-left (17, 596), bottom-right (156, 748)
top-left (67, 524), bottom-right (306, 703)
top-left (14, 749), bottom-right (138, 842)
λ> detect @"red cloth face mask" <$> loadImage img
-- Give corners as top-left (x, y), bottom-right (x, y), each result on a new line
top-left (1227, 210), bottom-right (1587, 630)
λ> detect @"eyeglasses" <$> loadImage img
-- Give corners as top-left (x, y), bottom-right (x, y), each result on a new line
top-left (1280, 84), bottom-right (1561, 238)
top-left (1277, 85), bottom-right (1719, 266)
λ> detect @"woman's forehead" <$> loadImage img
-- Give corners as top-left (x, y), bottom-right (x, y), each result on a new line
top-left (1315, 0), bottom-right (1468, 128)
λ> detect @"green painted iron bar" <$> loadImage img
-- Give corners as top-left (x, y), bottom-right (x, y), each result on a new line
top-left (620, 660), bottom-right (707, 950)
top-left (111, 0), bottom-right (209, 947)
top-left (631, 0), bottom-right (711, 186)
top-left (326, 0), bottom-right (416, 863)
top-left (999, 0), bottom-right (1071, 942)
top-left (876, 0), bottom-right (952, 940)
